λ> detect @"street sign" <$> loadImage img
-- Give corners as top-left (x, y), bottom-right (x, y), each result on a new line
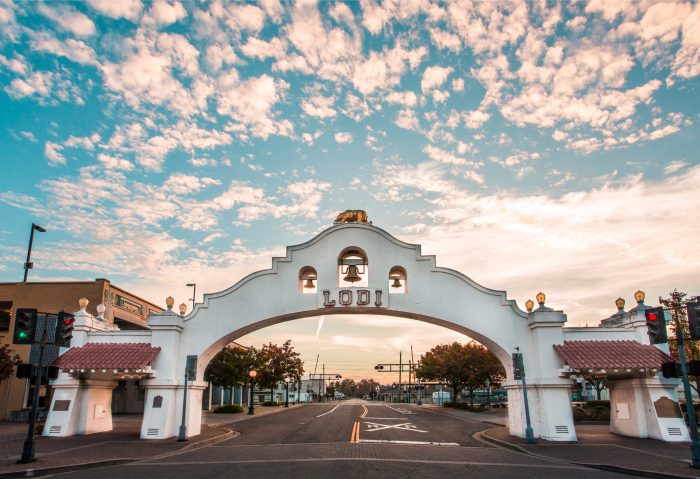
top-left (512, 352), bottom-right (524, 380)
top-left (186, 355), bottom-right (197, 381)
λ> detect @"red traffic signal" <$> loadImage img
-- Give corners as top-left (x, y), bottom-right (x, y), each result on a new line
top-left (55, 311), bottom-right (75, 347)
top-left (645, 307), bottom-right (667, 344)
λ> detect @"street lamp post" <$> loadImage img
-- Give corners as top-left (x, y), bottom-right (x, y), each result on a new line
top-left (186, 283), bottom-right (196, 308)
top-left (284, 377), bottom-right (290, 408)
top-left (248, 370), bottom-right (257, 415)
top-left (23, 223), bottom-right (46, 282)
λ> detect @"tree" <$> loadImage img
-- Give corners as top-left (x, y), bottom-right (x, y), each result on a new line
top-left (356, 379), bottom-right (380, 398)
top-left (0, 344), bottom-right (21, 389)
top-left (204, 346), bottom-right (256, 405)
top-left (416, 341), bottom-right (505, 406)
top-left (255, 340), bottom-right (304, 403)
top-left (336, 379), bottom-right (357, 397)
top-left (661, 290), bottom-right (700, 361)
top-left (580, 373), bottom-right (606, 400)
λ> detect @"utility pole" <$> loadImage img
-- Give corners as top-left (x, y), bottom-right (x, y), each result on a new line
top-left (398, 351), bottom-right (402, 403)
top-left (322, 363), bottom-right (325, 402)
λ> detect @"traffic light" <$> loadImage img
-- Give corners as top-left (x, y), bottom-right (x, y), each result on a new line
top-left (645, 307), bottom-right (668, 344)
top-left (13, 309), bottom-right (37, 344)
top-left (688, 301), bottom-right (700, 340)
top-left (512, 352), bottom-right (524, 380)
top-left (661, 361), bottom-right (680, 378)
top-left (55, 311), bottom-right (75, 347)
top-left (16, 363), bottom-right (35, 379)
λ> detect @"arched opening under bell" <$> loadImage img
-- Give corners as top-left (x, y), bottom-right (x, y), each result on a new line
top-left (299, 266), bottom-right (317, 293)
top-left (337, 247), bottom-right (368, 288)
top-left (388, 266), bottom-right (407, 294)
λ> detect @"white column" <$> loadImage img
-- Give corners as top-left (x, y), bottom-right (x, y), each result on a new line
top-left (510, 306), bottom-right (577, 441)
top-left (608, 377), bottom-right (689, 441)
top-left (44, 374), bottom-right (117, 436)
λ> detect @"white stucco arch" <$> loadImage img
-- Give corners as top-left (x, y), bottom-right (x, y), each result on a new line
top-left (141, 223), bottom-right (576, 442)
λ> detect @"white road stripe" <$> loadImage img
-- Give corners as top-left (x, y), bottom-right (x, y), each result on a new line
top-left (316, 404), bottom-right (341, 417)
top-left (132, 459), bottom-right (585, 469)
top-left (359, 439), bottom-right (459, 446)
top-left (384, 404), bottom-right (415, 414)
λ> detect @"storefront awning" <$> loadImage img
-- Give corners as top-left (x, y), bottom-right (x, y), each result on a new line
top-left (54, 343), bottom-right (160, 370)
top-left (553, 340), bottom-right (672, 371)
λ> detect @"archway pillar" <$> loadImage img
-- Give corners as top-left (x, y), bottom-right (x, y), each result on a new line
top-left (607, 377), bottom-right (689, 441)
top-left (140, 306), bottom-right (207, 439)
top-left (44, 374), bottom-right (118, 437)
top-left (506, 307), bottom-right (577, 441)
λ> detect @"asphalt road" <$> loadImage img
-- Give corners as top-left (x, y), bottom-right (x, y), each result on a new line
top-left (54, 401), bottom-right (633, 479)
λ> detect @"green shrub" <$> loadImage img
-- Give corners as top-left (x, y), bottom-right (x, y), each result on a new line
top-left (261, 401), bottom-right (279, 407)
top-left (585, 400), bottom-right (610, 408)
top-left (590, 406), bottom-right (610, 421)
top-left (572, 406), bottom-right (587, 421)
top-left (213, 405), bottom-right (244, 414)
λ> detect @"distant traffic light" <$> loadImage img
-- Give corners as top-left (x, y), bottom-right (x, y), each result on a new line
top-left (13, 309), bottom-right (37, 344)
top-left (374, 365), bottom-right (384, 370)
top-left (645, 307), bottom-right (668, 344)
top-left (55, 311), bottom-right (75, 347)
top-left (661, 361), bottom-right (680, 378)
top-left (688, 302), bottom-right (700, 340)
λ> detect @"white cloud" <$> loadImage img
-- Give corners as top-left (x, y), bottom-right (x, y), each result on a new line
top-left (421, 65), bottom-right (453, 92)
top-left (334, 132), bottom-right (353, 144)
top-left (423, 145), bottom-right (466, 165)
top-left (149, 0), bottom-right (187, 26)
top-left (163, 173), bottom-right (221, 194)
top-left (664, 160), bottom-right (687, 175)
top-left (45, 142), bottom-right (66, 166)
top-left (463, 109), bottom-right (490, 129)
top-left (395, 109), bottom-right (420, 130)
top-left (240, 36), bottom-right (286, 60)
top-left (301, 94), bottom-right (336, 118)
top-left (452, 78), bottom-right (465, 91)
top-left (216, 72), bottom-right (291, 139)
top-left (98, 154), bottom-right (134, 171)
top-left (37, 3), bottom-right (96, 37)
top-left (385, 90), bottom-right (417, 107)
top-left (87, 0), bottom-right (142, 21)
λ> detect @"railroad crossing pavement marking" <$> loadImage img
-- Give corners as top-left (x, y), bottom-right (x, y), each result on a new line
top-left (364, 422), bottom-right (427, 433)
top-left (349, 421), bottom-right (360, 443)
top-left (360, 405), bottom-right (368, 418)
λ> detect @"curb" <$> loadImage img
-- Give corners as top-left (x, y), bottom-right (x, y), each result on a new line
top-left (0, 424), bottom-right (236, 479)
top-left (476, 429), bottom-right (697, 479)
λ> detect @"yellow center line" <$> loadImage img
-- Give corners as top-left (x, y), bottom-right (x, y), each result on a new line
top-left (349, 421), bottom-right (359, 443)
top-left (360, 405), bottom-right (368, 418)
top-left (355, 421), bottom-right (360, 443)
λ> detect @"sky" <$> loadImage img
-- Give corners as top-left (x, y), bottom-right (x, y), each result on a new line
top-left (1, 0), bottom-right (699, 383)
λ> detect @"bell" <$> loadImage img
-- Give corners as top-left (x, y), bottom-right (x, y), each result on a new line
top-left (304, 278), bottom-right (315, 289)
top-left (391, 277), bottom-right (402, 288)
top-left (343, 265), bottom-right (362, 283)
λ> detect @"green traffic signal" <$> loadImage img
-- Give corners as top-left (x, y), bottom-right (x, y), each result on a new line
top-left (13, 308), bottom-right (37, 345)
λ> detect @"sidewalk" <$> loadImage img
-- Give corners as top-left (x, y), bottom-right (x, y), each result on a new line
top-left (420, 403), bottom-right (509, 426)
top-left (481, 425), bottom-right (698, 479)
top-left (420, 405), bottom-right (699, 479)
top-left (0, 404), bottom-right (296, 478)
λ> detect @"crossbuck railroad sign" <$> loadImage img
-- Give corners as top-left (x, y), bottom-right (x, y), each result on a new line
top-left (364, 422), bottom-right (427, 433)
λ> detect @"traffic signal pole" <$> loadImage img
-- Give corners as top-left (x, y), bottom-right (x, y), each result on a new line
top-left (674, 317), bottom-right (700, 468)
top-left (19, 331), bottom-right (46, 463)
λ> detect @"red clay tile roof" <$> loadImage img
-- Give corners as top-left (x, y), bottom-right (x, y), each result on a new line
top-left (553, 340), bottom-right (672, 370)
top-left (54, 343), bottom-right (160, 369)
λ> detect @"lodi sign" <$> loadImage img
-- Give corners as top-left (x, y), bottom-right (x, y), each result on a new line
top-left (318, 288), bottom-right (386, 308)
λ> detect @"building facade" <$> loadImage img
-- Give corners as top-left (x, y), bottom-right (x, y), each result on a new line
top-left (0, 279), bottom-right (163, 420)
